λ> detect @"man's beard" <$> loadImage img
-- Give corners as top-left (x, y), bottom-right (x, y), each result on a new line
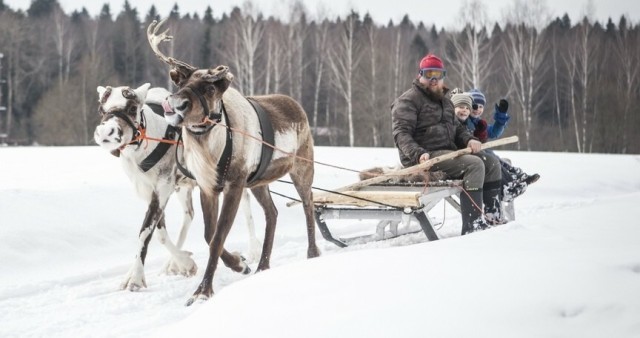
top-left (427, 85), bottom-right (444, 98)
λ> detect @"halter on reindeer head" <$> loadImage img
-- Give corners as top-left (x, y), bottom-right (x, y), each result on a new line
top-left (94, 84), bottom-right (151, 155)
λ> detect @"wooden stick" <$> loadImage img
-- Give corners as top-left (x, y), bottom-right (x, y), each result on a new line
top-left (287, 135), bottom-right (518, 207)
top-left (312, 191), bottom-right (423, 208)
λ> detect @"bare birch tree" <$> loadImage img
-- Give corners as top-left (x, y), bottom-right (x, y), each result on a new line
top-left (225, 4), bottom-right (264, 95)
top-left (311, 21), bottom-right (329, 133)
top-left (564, 44), bottom-right (580, 152)
top-left (52, 8), bottom-right (70, 86)
top-left (285, 1), bottom-right (308, 102)
top-left (576, 17), bottom-right (595, 153)
top-left (502, 0), bottom-right (550, 150)
top-left (0, 10), bottom-right (25, 138)
top-left (363, 17), bottom-right (384, 146)
top-left (447, 0), bottom-right (493, 89)
top-left (548, 22), bottom-right (566, 151)
top-left (613, 17), bottom-right (639, 154)
top-left (328, 12), bottom-right (363, 147)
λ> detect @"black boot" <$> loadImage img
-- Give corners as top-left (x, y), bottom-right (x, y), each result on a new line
top-left (503, 180), bottom-right (527, 202)
top-left (524, 173), bottom-right (540, 185)
top-left (483, 186), bottom-right (504, 225)
top-left (460, 189), bottom-right (490, 235)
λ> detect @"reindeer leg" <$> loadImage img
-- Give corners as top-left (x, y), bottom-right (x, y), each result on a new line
top-left (240, 189), bottom-right (262, 263)
top-left (201, 188), bottom-right (219, 245)
top-left (187, 185), bottom-right (244, 306)
top-left (158, 185), bottom-right (198, 277)
top-left (199, 189), bottom-right (249, 275)
top-left (174, 184), bottom-right (195, 249)
top-left (250, 185), bottom-right (278, 272)
top-left (290, 153), bottom-right (321, 259)
top-left (121, 192), bottom-right (163, 291)
top-left (157, 216), bottom-right (198, 277)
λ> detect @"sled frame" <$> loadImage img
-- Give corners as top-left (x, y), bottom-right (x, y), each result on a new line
top-left (313, 180), bottom-right (515, 247)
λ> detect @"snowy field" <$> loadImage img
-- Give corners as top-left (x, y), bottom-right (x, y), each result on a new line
top-left (1, 145), bottom-right (639, 338)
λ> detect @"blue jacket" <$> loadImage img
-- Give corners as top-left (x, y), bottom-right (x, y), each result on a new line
top-left (465, 104), bottom-right (510, 140)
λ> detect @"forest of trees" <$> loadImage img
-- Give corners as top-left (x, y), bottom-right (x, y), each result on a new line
top-left (0, 0), bottom-right (638, 153)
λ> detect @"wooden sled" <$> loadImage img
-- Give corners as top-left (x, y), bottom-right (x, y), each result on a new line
top-left (309, 136), bottom-right (519, 247)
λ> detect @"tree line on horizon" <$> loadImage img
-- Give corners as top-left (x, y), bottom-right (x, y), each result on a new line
top-left (0, 0), bottom-right (638, 154)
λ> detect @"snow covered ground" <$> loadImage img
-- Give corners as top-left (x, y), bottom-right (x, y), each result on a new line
top-left (1, 145), bottom-right (639, 338)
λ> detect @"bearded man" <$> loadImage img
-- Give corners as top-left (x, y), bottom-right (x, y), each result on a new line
top-left (391, 53), bottom-right (503, 235)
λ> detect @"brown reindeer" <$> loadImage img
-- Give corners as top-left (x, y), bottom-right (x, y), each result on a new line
top-left (147, 20), bottom-right (320, 305)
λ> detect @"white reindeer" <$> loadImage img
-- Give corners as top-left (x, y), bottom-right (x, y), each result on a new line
top-left (94, 84), bottom-right (261, 291)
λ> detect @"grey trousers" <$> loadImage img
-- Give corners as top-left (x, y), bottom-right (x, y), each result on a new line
top-left (429, 150), bottom-right (502, 191)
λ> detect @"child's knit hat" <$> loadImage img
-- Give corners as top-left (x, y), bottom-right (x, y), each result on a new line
top-left (451, 93), bottom-right (473, 109)
top-left (469, 88), bottom-right (486, 106)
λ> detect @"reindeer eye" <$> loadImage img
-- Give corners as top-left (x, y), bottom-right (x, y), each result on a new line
top-left (128, 105), bottom-right (137, 114)
top-left (206, 86), bottom-right (215, 95)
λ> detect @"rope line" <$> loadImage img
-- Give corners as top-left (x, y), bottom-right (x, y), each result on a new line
top-left (199, 116), bottom-right (487, 217)
top-left (125, 126), bottom-right (182, 150)
top-left (275, 179), bottom-right (405, 210)
top-left (201, 116), bottom-right (425, 178)
top-left (268, 189), bottom-right (301, 203)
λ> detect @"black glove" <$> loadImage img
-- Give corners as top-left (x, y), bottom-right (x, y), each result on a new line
top-left (498, 99), bottom-right (509, 113)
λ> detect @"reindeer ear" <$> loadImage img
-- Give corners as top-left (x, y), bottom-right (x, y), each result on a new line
top-left (135, 83), bottom-right (151, 102)
top-left (169, 67), bottom-right (194, 87)
top-left (206, 65), bottom-right (234, 93)
top-left (169, 70), bottom-right (181, 86)
top-left (97, 86), bottom-right (112, 104)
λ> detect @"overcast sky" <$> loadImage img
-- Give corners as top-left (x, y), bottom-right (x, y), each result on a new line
top-left (4, 0), bottom-right (639, 29)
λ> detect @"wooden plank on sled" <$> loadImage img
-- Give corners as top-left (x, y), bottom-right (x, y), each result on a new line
top-left (287, 136), bottom-right (518, 207)
top-left (313, 191), bottom-right (422, 208)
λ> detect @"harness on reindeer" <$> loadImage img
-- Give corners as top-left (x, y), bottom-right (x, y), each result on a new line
top-left (175, 87), bottom-right (275, 191)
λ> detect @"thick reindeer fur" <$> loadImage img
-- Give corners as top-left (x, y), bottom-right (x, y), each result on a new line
top-left (162, 66), bottom-right (320, 305)
top-left (94, 84), bottom-right (259, 292)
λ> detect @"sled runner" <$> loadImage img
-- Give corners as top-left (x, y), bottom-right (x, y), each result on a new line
top-left (309, 136), bottom-right (519, 247)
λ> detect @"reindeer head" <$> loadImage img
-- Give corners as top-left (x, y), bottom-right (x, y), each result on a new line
top-left (163, 66), bottom-right (234, 132)
top-left (94, 83), bottom-right (150, 153)
top-left (147, 19), bottom-right (234, 133)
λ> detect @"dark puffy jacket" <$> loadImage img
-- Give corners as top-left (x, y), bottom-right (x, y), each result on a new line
top-left (391, 79), bottom-right (475, 167)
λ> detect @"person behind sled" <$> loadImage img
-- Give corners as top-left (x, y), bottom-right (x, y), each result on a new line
top-left (391, 53), bottom-right (503, 235)
top-left (451, 88), bottom-right (540, 202)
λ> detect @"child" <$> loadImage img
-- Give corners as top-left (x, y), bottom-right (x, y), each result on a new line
top-left (451, 90), bottom-right (538, 202)
top-left (467, 88), bottom-right (510, 142)
top-left (468, 89), bottom-right (540, 192)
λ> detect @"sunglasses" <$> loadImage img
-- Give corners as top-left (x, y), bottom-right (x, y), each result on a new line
top-left (420, 68), bottom-right (446, 80)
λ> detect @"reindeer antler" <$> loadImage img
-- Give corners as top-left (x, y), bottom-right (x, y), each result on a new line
top-left (147, 19), bottom-right (197, 74)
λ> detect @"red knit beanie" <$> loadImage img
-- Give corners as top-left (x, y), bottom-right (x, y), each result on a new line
top-left (419, 54), bottom-right (444, 69)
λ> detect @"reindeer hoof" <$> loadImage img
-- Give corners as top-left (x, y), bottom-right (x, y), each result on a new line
top-left (120, 271), bottom-right (147, 291)
top-left (185, 296), bottom-right (197, 307)
top-left (128, 283), bottom-right (142, 292)
top-left (256, 264), bottom-right (270, 273)
top-left (185, 292), bottom-right (211, 307)
top-left (120, 280), bottom-right (146, 292)
top-left (163, 252), bottom-right (198, 277)
top-left (308, 246), bottom-right (321, 258)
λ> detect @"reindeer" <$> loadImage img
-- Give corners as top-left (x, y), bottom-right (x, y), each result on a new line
top-left (148, 20), bottom-right (320, 305)
top-left (94, 84), bottom-right (260, 291)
